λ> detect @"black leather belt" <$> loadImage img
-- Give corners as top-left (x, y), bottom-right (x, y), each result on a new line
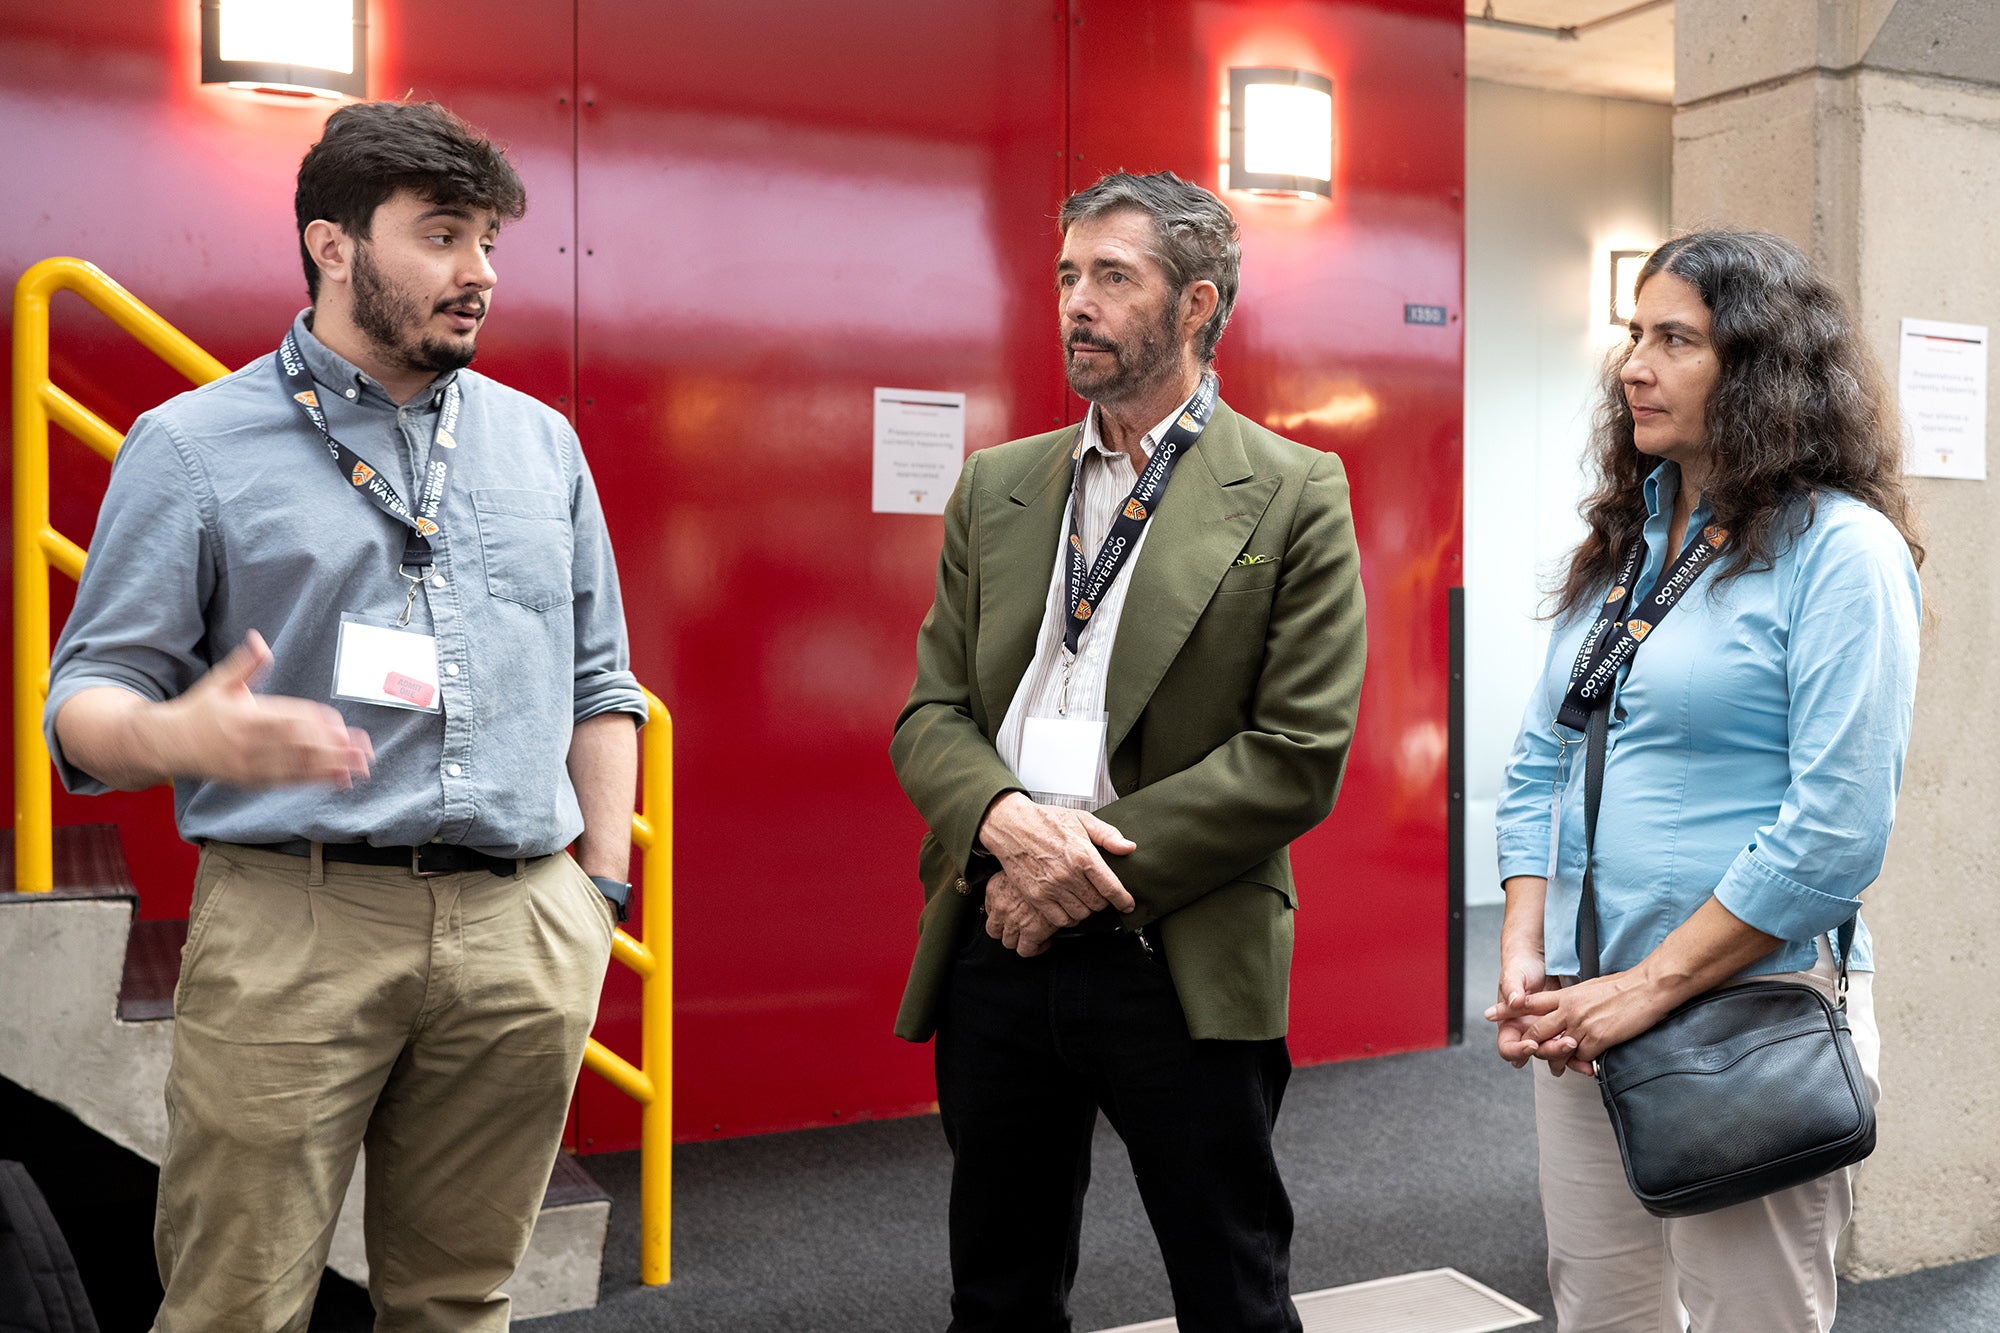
top-left (249, 839), bottom-right (541, 878)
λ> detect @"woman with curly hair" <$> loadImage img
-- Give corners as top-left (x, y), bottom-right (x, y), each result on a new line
top-left (1488, 229), bottom-right (1923, 1331)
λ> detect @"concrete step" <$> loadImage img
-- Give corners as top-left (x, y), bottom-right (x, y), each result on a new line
top-left (0, 826), bottom-right (609, 1318)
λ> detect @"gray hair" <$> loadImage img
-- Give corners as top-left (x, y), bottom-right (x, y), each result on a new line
top-left (1059, 171), bottom-right (1241, 365)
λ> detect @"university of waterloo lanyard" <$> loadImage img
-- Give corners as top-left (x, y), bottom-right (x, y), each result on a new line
top-left (1059, 375), bottom-right (1218, 700)
top-left (278, 332), bottom-right (460, 623)
top-left (1555, 517), bottom-right (1728, 734)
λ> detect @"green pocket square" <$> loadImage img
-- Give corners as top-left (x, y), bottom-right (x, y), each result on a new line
top-left (1232, 553), bottom-right (1275, 567)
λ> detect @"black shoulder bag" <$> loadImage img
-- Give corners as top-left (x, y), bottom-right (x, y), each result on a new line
top-left (1566, 530), bottom-right (1876, 1218)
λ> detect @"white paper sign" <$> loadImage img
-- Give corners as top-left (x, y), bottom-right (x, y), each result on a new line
top-left (1899, 318), bottom-right (1987, 480)
top-left (872, 388), bottom-right (966, 514)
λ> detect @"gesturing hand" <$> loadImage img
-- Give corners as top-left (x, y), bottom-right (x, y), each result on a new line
top-left (158, 631), bottom-right (374, 788)
top-left (975, 791), bottom-right (1137, 929)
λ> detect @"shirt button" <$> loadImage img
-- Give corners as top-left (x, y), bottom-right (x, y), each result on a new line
top-left (344, 388), bottom-right (357, 399)
top-left (444, 663), bottom-right (460, 677)
top-left (446, 763), bottom-right (463, 777)
top-left (430, 574), bottom-right (445, 588)
top-left (430, 835), bottom-right (443, 844)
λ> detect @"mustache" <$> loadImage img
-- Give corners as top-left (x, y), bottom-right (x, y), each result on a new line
top-left (1067, 332), bottom-right (1116, 352)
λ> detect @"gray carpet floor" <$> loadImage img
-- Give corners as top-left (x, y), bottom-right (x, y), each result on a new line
top-left (317, 904), bottom-right (2000, 1331)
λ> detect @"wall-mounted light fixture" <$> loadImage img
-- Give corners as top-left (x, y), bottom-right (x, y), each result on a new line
top-left (201, 0), bottom-right (366, 99)
top-left (1609, 249), bottom-right (1649, 326)
top-left (1228, 67), bottom-right (1334, 198)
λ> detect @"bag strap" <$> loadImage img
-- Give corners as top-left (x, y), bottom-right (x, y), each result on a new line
top-left (1576, 698), bottom-right (1854, 1005)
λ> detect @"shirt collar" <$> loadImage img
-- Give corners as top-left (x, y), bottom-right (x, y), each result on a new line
top-left (1642, 459), bottom-right (1714, 528)
top-left (1079, 388), bottom-right (1200, 464)
top-left (291, 309), bottom-right (458, 410)
top-left (1642, 460), bottom-right (1674, 517)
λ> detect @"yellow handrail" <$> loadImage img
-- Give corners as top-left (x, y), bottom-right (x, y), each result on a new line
top-left (11, 256), bottom-right (673, 1285)
top-left (582, 686), bottom-right (675, 1284)
top-left (11, 259), bottom-right (230, 894)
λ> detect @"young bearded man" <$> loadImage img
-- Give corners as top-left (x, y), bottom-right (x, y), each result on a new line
top-left (46, 100), bottom-right (645, 1330)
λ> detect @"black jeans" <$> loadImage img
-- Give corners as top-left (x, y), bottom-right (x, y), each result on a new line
top-left (934, 926), bottom-right (1301, 1333)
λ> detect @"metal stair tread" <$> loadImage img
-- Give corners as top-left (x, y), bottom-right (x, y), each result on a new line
top-left (0, 824), bottom-right (136, 899)
top-left (545, 1151), bottom-right (611, 1209)
top-left (117, 918), bottom-right (186, 1021)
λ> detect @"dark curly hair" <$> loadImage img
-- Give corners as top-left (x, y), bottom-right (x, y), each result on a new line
top-left (295, 100), bottom-right (526, 301)
top-left (1553, 229), bottom-right (1923, 620)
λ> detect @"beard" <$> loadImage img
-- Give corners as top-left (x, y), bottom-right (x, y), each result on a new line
top-left (351, 244), bottom-right (481, 377)
top-left (1063, 295), bottom-right (1183, 406)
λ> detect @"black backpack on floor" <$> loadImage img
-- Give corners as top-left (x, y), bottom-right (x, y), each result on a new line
top-left (0, 1160), bottom-right (98, 1333)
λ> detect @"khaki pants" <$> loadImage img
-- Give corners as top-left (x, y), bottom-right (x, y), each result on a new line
top-left (1534, 947), bottom-right (1881, 1333)
top-left (152, 843), bottom-right (616, 1333)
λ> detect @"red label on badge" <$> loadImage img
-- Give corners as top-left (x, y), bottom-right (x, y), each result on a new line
top-left (383, 672), bottom-right (435, 707)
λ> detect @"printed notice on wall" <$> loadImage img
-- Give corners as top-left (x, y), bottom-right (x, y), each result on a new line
top-left (1899, 318), bottom-right (1988, 480)
top-left (873, 388), bottom-right (966, 514)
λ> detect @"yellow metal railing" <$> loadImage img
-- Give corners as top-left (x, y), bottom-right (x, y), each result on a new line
top-left (11, 256), bottom-right (674, 1284)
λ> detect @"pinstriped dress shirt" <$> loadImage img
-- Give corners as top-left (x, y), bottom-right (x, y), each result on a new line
top-left (994, 394), bottom-right (1194, 811)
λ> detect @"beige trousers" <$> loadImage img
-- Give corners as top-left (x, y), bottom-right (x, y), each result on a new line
top-left (151, 842), bottom-right (616, 1333)
top-left (1535, 947), bottom-right (1881, 1333)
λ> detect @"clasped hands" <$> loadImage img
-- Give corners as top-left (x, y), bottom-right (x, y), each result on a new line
top-left (974, 791), bottom-right (1136, 956)
top-left (1486, 953), bottom-right (1674, 1078)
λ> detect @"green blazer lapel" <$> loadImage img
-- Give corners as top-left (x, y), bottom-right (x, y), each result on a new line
top-left (1105, 404), bottom-right (1278, 755)
top-left (974, 433), bottom-right (1074, 728)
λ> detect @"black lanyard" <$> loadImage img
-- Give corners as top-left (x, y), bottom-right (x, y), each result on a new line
top-left (1061, 375), bottom-right (1217, 658)
top-left (277, 333), bottom-right (459, 607)
top-left (1556, 516), bottom-right (1727, 732)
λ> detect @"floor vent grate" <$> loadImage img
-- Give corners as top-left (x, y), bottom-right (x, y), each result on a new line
top-left (1091, 1267), bottom-right (1541, 1333)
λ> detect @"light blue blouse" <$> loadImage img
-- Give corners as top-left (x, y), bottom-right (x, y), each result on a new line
top-left (1496, 462), bottom-right (1921, 977)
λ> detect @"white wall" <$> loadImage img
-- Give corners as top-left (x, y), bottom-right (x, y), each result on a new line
top-left (1463, 81), bottom-right (1671, 904)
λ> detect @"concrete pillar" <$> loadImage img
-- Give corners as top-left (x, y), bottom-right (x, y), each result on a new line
top-left (1672, 0), bottom-right (2000, 1279)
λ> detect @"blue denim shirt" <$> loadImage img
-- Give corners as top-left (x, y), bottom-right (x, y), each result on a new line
top-left (1497, 463), bottom-right (1920, 977)
top-left (45, 313), bottom-right (648, 857)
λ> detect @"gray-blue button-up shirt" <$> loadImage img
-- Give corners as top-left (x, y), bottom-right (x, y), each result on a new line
top-left (45, 312), bottom-right (649, 857)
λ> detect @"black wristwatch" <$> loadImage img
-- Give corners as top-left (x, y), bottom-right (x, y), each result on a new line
top-left (588, 875), bottom-right (631, 923)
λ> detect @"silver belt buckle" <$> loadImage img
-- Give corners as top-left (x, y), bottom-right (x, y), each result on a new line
top-left (410, 846), bottom-right (451, 878)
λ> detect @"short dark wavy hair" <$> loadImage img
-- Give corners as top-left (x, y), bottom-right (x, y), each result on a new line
top-left (1554, 228), bottom-right (1923, 620)
top-left (294, 100), bottom-right (526, 300)
top-left (1059, 171), bottom-right (1241, 364)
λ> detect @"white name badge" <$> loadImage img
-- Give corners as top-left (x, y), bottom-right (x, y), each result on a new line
top-left (332, 612), bottom-right (443, 713)
top-left (1016, 714), bottom-right (1107, 799)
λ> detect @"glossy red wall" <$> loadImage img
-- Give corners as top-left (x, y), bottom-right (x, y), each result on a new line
top-left (1, 0), bottom-right (1463, 1151)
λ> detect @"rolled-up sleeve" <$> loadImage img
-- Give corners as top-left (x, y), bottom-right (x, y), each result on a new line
top-left (566, 430), bottom-right (648, 726)
top-left (1712, 514), bottom-right (1921, 941)
top-left (1495, 627), bottom-right (1568, 882)
top-left (44, 416), bottom-right (218, 794)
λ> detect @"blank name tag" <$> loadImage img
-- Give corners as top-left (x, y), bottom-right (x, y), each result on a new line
top-left (1017, 714), bottom-right (1106, 799)
top-left (333, 612), bottom-right (442, 713)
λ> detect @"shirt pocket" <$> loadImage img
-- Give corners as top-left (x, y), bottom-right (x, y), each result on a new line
top-left (472, 488), bottom-right (574, 612)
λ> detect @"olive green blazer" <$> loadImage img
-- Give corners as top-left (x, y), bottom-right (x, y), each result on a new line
top-left (889, 401), bottom-right (1367, 1042)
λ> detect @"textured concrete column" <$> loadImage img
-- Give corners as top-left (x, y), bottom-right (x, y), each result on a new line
top-left (1673, 0), bottom-right (2000, 1279)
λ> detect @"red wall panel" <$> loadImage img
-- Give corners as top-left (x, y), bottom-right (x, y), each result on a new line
top-left (2, 0), bottom-right (1462, 1152)
top-left (571, 0), bottom-right (1070, 1147)
top-left (1070, 0), bottom-right (1466, 1065)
